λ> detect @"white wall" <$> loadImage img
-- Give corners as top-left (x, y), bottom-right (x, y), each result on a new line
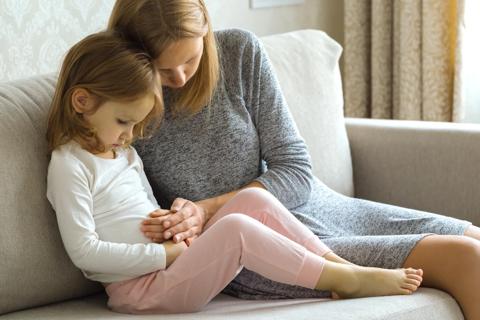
top-left (206, 0), bottom-right (343, 44)
top-left (0, 0), bottom-right (344, 82)
top-left (0, 0), bottom-right (116, 82)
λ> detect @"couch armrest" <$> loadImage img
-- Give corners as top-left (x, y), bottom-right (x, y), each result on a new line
top-left (345, 117), bottom-right (480, 225)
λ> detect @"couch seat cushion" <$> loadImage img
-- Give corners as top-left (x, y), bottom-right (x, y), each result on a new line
top-left (0, 289), bottom-right (463, 320)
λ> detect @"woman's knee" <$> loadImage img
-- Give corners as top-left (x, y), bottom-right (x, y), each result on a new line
top-left (452, 237), bottom-right (480, 266)
top-left (406, 235), bottom-right (480, 270)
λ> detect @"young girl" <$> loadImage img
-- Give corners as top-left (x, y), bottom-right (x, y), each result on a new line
top-left (46, 30), bottom-right (423, 315)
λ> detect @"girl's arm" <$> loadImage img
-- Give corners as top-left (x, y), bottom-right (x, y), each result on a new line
top-left (163, 240), bottom-right (188, 266)
top-left (47, 154), bottom-right (172, 281)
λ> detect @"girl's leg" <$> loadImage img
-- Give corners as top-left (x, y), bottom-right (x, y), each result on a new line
top-left (209, 188), bottom-right (361, 265)
top-left (212, 189), bottom-right (423, 297)
top-left (107, 214), bottom-right (421, 314)
top-left (108, 214), bottom-right (325, 314)
top-left (318, 260), bottom-right (422, 298)
top-left (205, 188), bottom-right (332, 258)
top-left (403, 235), bottom-right (480, 320)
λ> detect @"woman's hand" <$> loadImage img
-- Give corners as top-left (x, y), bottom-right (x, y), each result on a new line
top-left (142, 198), bottom-right (208, 243)
top-left (162, 198), bottom-right (207, 243)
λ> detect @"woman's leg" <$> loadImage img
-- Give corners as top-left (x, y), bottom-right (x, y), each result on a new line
top-left (403, 235), bottom-right (480, 320)
top-left (107, 214), bottom-right (421, 314)
top-left (464, 225), bottom-right (480, 240)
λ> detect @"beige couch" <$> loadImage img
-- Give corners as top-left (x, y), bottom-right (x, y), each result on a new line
top-left (2, 29), bottom-right (479, 319)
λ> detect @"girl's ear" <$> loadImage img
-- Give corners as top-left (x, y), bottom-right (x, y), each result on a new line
top-left (71, 88), bottom-right (94, 114)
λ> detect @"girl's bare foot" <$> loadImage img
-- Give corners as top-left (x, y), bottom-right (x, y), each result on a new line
top-left (316, 261), bottom-right (423, 298)
top-left (336, 266), bottom-right (423, 298)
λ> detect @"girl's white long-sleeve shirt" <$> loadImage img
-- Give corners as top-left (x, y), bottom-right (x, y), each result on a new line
top-left (46, 140), bottom-right (166, 283)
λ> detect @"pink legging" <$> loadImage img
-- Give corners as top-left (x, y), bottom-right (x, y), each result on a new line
top-left (105, 188), bottom-right (332, 314)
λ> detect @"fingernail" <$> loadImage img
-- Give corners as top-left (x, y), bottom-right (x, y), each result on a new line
top-left (174, 235), bottom-right (181, 242)
top-left (163, 221), bottom-right (170, 228)
top-left (164, 232), bottom-right (171, 238)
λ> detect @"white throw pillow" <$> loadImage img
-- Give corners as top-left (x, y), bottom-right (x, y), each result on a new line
top-left (261, 30), bottom-right (353, 196)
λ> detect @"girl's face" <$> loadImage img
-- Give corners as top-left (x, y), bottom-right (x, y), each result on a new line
top-left (155, 36), bottom-right (204, 89)
top-left (73, 90), bottom-right (155, 156)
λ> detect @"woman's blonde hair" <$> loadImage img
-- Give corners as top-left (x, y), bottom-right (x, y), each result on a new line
top-left (46, 31), bottom-right (163, 154)
top-left (108, 0), bottom-right (219, 115)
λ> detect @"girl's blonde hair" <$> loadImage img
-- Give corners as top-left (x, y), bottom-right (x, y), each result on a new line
top-left (108, 0), bottom-right (219, 115)
top-left (46, 31), bottom-right (163, 154)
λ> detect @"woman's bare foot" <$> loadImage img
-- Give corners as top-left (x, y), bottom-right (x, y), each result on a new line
top-left (316, 261), bottom-right (423, 298)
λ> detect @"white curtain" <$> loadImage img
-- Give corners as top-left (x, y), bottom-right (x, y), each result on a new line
top-left (343, 0), bottom-right (466, 122)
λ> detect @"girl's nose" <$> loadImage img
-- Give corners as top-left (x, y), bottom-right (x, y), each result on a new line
top-left (122, 128), bottom-right (133, 142)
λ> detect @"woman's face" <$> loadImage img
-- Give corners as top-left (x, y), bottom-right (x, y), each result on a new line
top-left (155, 37), bottom-right (204, 89)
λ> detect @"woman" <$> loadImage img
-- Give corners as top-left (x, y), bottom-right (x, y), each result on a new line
top-left (108, 0), bottom-right (480, 318)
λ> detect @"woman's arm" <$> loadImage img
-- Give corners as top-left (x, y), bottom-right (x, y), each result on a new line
top-left (243, 30), bottom-right (314, 207)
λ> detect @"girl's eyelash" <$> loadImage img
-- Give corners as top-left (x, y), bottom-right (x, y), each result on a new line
top-left (117, 119), bottom-right (128, 125)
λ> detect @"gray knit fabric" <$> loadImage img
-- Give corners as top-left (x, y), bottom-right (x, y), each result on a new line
top-left (134, 29), bottom-right (471, 300)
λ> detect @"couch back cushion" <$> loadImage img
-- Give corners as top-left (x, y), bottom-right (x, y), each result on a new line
top-left (0, 29), bottom-right (352, 315)
top-left (261, 30), bottom-right (354, 197)
top-left (0, 74), bottom-right (102, 315)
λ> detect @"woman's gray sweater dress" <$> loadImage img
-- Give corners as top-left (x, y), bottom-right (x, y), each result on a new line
top-left (135, 29), bottom-right (471, 299)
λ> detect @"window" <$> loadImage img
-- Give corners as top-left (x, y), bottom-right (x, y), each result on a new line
top-left (460, 0), bottom-right (480, 123)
